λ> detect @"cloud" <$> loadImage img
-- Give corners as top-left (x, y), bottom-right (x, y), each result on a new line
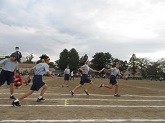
top-left (0, 0), bottom-right (165, 61)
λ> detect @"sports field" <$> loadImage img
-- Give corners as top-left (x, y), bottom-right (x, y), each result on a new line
top-left (0, 77), bottom-right (165, 123)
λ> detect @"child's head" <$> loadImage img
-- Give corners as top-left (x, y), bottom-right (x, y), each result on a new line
top-left (67, 65), bottom-right (69, 68)
top-left (15, 47), bottom-right (19, 52)
top-left (116, 63), bottom-right (120, 68)
top-left (16, 71), bottom-right (20, 76)
top-left (39, 55), bottom-right (50, 64)
top-left (85, 60), bottom-right (90, 65)
top-left (44, 58), bottom-right (50, 64)
top-left (26, 72), bottom-right (29, 75)
top-left (10, 53), bottom-right (17, 61)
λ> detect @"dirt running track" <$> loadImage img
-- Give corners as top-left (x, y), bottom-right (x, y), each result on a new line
top-left (0, 77), bottom-right (165, 123)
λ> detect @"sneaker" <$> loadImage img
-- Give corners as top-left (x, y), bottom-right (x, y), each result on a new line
top-left (114, 94), bottom-right (120, 97)
top-left (37, 97), bottom-right (45, 102)
top-left (84, 90), bottom-right (89, 96)
top-left (71, 90), bottom-right (74, 96)
top-left (66, 85), bottom-right (69, 87)
top-left (99, 83), bottom-right (104, 88)
top-left (12, 101), bottom-right (21, 107)
top-left (10, 96), bottom-right (16, 100)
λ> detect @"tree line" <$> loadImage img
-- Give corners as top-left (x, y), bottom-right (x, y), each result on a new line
top-left (2, 48), bottom-right (164, 79)
top-left (56, 49), bottom-right (165, 79)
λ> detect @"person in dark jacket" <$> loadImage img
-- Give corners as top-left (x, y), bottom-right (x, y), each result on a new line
top-left (15, 47), bottom-right (22, 63)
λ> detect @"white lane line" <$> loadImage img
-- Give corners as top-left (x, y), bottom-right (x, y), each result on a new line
top-left (0, 93), bottom-right (165, 98)
top-left (1, 119), bottom-right (165, 122)
top-left (1, 105), bottom-right (165, 108)
top-left (1, 98), bottom-right (165, 102)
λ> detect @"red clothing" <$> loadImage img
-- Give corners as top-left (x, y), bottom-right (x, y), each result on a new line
top-left (14, 75), bottom-right (22, 86)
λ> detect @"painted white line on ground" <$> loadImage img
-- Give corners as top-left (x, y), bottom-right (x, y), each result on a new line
top-left (1, 105), bottom-right (165, 108)
top-left (1, 119), bottom-right (165, 122)
top-left (0, 93), bottom-right (165, 98)
top-left (1, 98), bottom-right (165, 102)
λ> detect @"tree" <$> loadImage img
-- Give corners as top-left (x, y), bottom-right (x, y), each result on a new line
top-left (48, 62), bottom-right (55, 68)
top-left (138, 58), bottom-right (150, 77)
top-left (91, 52), bottom-right (113, 70)
top-left (68, 48), bottom-right (79, 72)
top-left (129, 54), bottom-right (138, 76)
top-left (155, 58), bottom-right (165, 78)
top-left (147, 62), bottom-right (160, 78)
top-left (58, 49), bottom-right (69, 70)
top-left (26, 53), bottom-right (34, 63)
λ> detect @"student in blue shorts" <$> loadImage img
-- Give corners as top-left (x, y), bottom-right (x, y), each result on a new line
top-left (99, 63), bottom-right (123, 97)
top-left (0, 53), bottom-right (18, 99)
top-left (71, 60), bottom-right (101, 96)
top-left (12, 55), bottom-right (55, 107)
top-left (63, 65), bottom-right (70, 87)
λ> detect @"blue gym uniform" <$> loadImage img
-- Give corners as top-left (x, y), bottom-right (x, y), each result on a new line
top-left (64, 68), bottom-right (70, 80)
top-left (110, 67), bottom-right (121, 85)
top-left (0, 58), bottom-right (18, 85)
top-left (30, 63), bottom-right (49, 91)
top-left (80, 64), bottom-right (93, 85)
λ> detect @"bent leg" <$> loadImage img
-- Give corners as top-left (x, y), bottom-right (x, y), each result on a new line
top-left (114, 83), bottom-right (119, 94)
top-left (72, 84), bottom-right (83, 92)
top-left (40, 84), bottom-right (48, 97)
top-left (104, 84), bottom-right (113, 89)
top-left (10, 83), bottom-right (14, 95)
top-left (85, 81), bottom-right (93, 91)
top-left (19, 90), bottom-right (35, 101)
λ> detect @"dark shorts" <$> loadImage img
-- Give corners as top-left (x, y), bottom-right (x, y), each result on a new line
top-left (110, 75), bottom-right (117, 85)
top-left (30, 75), bottom-right (45, 91)
top-left (80, 74), bottom-right (91, 85)
top-left (0, 70), bottom-right (14, 85)
top-left (64, 74), bottom-right (70, 80)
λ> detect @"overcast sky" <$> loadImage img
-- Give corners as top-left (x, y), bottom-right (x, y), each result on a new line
top-left (0, 0), bottom-right (165, 61)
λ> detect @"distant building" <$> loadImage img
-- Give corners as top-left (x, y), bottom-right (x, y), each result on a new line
top-left (124, 66), bottom-right (142, 77)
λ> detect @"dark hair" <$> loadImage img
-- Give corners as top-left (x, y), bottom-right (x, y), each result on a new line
top-left (10, 53), bottom-right (17, 57)
top-left (39, 54), bottom-right (49, 59)
top-left (116, 62), bottom-right (119, 65)
top-left (15, 47), bottom-right (19, 49)
top-left (16, 70), bottom-right (20, 74)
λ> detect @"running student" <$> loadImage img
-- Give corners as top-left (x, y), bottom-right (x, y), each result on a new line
top-left (70, 71), bottom-right (74, 80)
top-left (0, 53), bottom-right (18, 99)
top-left (71, 60), bottom-right (101, 96)
top-left (99, 63), bottom-right (123, 97)
top-left (63, 65), bottom-right (70, 87)
top-left (12, 55), bottom-right (55, 107)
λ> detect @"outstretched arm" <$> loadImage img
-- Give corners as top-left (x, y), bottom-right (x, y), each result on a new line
top-left (91, 69), bottom-right (101, 73)
top-left (79, 67), bottom-right (85, 73)
top-left (47, 72), bottom-right (55, 78)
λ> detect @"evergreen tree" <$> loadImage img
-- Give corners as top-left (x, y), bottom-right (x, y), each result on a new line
top-left (129, 54), bottom-right (138, 76)
top-left (69, 48), bottom-right (79, 72)
top-left (59, 49), bottom-right (69, 70)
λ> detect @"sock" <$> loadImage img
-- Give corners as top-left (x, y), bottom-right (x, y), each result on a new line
top-left (14, 99), bottom-right (19, 102)
top-left (38, 96), bottom-right (42, 99)
top-left (10, 95), bottom-right (13, 97)
top-left (102, 84), bottom-right (105, 87)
